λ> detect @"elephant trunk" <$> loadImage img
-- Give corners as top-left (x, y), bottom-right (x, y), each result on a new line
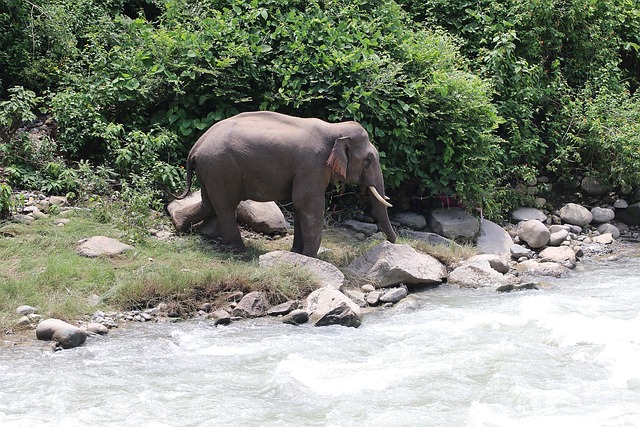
top-left (368, 185), bottom-right (396, 243)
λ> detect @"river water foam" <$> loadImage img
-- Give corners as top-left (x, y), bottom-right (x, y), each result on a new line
top-left (2, 253), bottom-right (640, 426)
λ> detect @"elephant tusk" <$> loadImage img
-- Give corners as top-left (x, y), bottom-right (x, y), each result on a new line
top-left (369, 186), bottom-right (393, 208)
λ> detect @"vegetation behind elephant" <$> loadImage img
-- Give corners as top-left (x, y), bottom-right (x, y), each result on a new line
top-left (170, 111), bottom-right (397, 257)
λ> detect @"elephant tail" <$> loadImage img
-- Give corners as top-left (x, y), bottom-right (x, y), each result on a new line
top-left (157, 156), bottom-right (195, 200)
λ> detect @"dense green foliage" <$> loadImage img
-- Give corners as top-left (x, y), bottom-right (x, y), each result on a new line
top-left (1, 0), bottom-right (639, 219)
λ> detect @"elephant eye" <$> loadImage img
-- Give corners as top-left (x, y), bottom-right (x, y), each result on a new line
top-left (365, 153), bottom-right (373, 167)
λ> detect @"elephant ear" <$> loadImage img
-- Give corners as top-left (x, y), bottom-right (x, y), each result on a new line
top-left (327, 136), bottom-right (350, 181)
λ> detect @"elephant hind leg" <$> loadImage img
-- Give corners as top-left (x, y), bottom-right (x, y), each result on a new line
top-left (204, 183), bottom-right (246, 253)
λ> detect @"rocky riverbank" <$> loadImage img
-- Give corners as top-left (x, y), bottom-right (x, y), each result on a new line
top-left (2, 178), bottom-right (640, 350)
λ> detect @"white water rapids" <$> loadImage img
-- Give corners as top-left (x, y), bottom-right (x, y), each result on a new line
top-left (2, 252), bottom-right (640, 426)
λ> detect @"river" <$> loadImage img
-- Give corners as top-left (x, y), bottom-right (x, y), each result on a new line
top-left (2, 251), bottom-right (640, 426)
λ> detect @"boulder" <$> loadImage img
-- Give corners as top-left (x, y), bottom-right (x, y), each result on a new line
top-left (365, 290), bottom-right (383, 306)
top-left (379, 286), bottom-right (409, 304)
top-left (259, 251), bottom-right (345, 289)
top-left (448, 260), bottom-right (510, 288)
top-left (428, 207), bottom-right (479, 240)
top-left (393, 212), bottom-right (427, 230)
top-left (559, 203), bottom-right (593, 226)
top-left (517, 220), bottom-right (550, 249)
top-left (36, 319), bottom-right (87, 349)
top-left (232, 291), bottom-right (267, 318)
top-left (343, 219), bottom-right (378, 236)
top-left (466, 254), bottom-right (510, 274)
top-left (283, 309), bottom-right (310, 325)
top-left (237, 200), bottom-right (288, 234)
top-left (16, 305), bottom-right (38, 316)
top-left (615, 202), bottom-right (640, 226)
top-left (400, 230), bottom-right (459, 248)
top-left (514, 260), bottom-right (569, 278)
top-left (208, 309), bottom-right (231, 326)
top-left (511, 207), bottom-right (547, 223)
top-left (593, 233), bottom-right (614, 244)
top-left (581, 176), bottom-right (607, 196)
top-left (476, 219), bottom-right (513, 258)
top-left (597, 223), bottom-right (620, 239)
top-left (510, 244), bottom-right (534, 260)
top-left (347, 241), bottom-right (447, 288)
top-left (538, 246), bottom-right (577, 268)
top-left (590, 207), bottom-right (615, 224)
top-left (548, 229), bottom-right (569, 246)
top-left (85, 322), bottom-right (109, 335)
top-left (306, 286), bottom-right (362, 328)
top-left (267, 300), bottom-right (299, 316)
top-left (77, 236), bottom-right (134, 257)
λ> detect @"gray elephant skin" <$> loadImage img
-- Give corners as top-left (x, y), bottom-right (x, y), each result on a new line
top-left (171, 111), bottom-right (397, 257)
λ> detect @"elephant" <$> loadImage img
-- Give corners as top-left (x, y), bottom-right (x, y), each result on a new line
top-left (170, 111), bottom-right (397, 257)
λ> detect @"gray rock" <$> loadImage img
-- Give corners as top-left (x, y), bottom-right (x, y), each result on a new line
top-left (428, 207), bottom-right (479, 240)
top-left (597, 223), bottom-right (620, 239)
top-left (613, 199), bottom-right (628, 209)
top-left (259, 251), bottom-right (345, 289)
top-left (476, 219), bottom-right (513, 258)
top-left (342, 289), bottom-right (367, 307)
top-left (306, 286), bottom-right (362, 328)
top-left (36, 319), bottom-right (87, 349)
top-left (343, 219), bottom-right (379, 236)
top-left (16, 305), bottom-right (38, 316)
top-left (85, 322), bottom-right (109, 335)
top-left (12, 214), bottom-right (35, 225)
top-left (237, 200), bottom-right (288, 234)
top-left (590, 207), bottom-right (615, 224)
top-left (361, 284), bottom-right (376, 293)
top-left (510, 244), bottom-right (534, 260)
top-left (539, 246), bottom-right (577, 268)
top-left (380, 286), bottom-right (408, 303)
top-left (548, 224), bottom-right (570, 234)
top-left (49, 196), bottom-right (68, 206)
top-left (548, 229), bottom-right (569, 246)
top-left (466, 254), bottom-right (510, 274)
top-left (581, 176), bottom-right (607, 196)
top-left (366, 290), bottom-right (383, 305)
top-left (267, 300), bottom-right (299, 316)
top-left (448, 260), bottom-right (510, 288)
top-left (517, 220), bottom-right (550, 249)
top-left (77, 236), bottom-right (134, 257)
top-left (393, 212), bottom-right (427, 230)
top-left (283, 309), bottom-right (309, 325)
top-left (559, 203), bottom-right (593, 226)
top-left (232, 291), bottom-right (267, 318)
top-left (209, 309), bottom-right (231, 326)
top-left (593, 233), bottom-right (614, 244)
top-left (400, 230), bottom-right (459, 248)
top-left (514, 260), bottom-right (569, 278)
top-left (511, 207), bottom-right (547, 223)
top-left (348, 241), bottom-right (447, 288)
top-left (496, 282), bottom-right (539, 293)
top-left (615, 202), bottom-right (640, 226)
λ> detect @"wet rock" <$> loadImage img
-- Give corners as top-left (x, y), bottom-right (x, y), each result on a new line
top-left (511, 207), bottom-right (547, 223)
top-left (267, 300), bottom-right (299, 316)
top-left (237, 200), bottom-right (288, 235)
top-left (380, 286), bottom-right (408, 303)
top-left (259, 251), bottom-right (345, 289)
top-left (36, 319), bottom-right (87, 349)
top-left (209, 309), bottom-right (231, 326)
top-left (348, 241), bottom-right (447, 288)
top-left (559, 203), bottom-right (593, 226)
top-left (283, 309), bottom-right (309, 325)
top-left (77, 236), bottom-right (134, 257)
top-left (306, 286), bottom-right (362, 328)
top-left (590, 207), bottom-right (615, 224)
top-left (496, 282), bottom-right (539, 293)
top-left (428, 207), bottom-right (479, 240)
top-left (476, 219), bottom-right (513, 258)
top-left (232, 291), bottom-right (267, 318)
top-left (517, 220), bottom-right (550, 249)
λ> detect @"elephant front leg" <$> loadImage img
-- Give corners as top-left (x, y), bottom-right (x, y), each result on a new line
top-left (294, 202), bottom-right (325, 257)
top-left (291, 215), bottom-right (304, 254)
